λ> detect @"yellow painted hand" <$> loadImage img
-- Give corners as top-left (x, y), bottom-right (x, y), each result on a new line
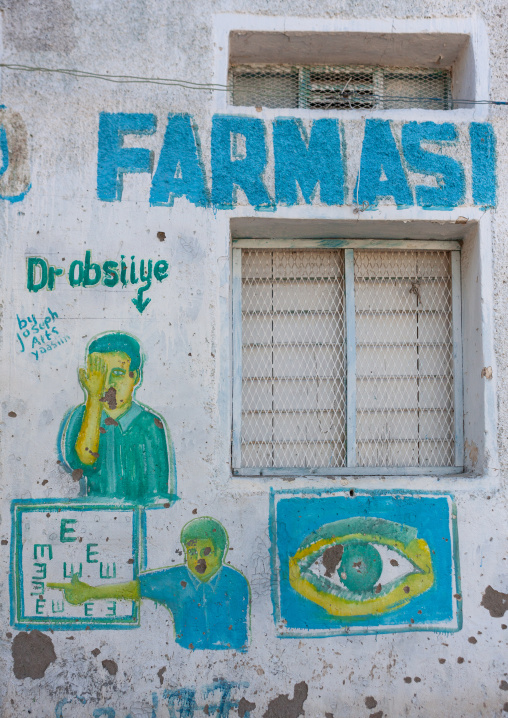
top-left (78, 352), bottom-right (108, 399)
top-left (47, 573), bottom-right (92, 605)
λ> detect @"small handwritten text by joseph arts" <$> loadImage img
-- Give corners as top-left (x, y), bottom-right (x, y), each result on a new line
top-left (16, 308), bottom-right (69, 361)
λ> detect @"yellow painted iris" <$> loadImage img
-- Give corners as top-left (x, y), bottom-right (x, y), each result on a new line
top-left (289, 521), bottom-right (434, 617)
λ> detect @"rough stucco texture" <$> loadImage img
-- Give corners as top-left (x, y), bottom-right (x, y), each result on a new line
top-left (0, 1), bottom-right (508, 717)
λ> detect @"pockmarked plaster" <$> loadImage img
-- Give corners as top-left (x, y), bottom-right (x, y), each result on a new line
top-left (0, 4), bottom-right (507, 718)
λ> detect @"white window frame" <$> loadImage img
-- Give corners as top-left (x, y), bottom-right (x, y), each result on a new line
top-left (231, 238), bottom-right (463, 477)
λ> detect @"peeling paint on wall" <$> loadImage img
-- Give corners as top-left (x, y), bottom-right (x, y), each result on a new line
top-left (0, 107), bottom-right (31, 202)
top-left (481, 586), bottom-right (508, 617)
top-left (263, 682), bottom-right (308, 718)
top-left (11, 630), bottom-right (56, 679)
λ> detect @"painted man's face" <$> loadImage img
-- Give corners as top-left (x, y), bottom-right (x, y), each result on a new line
top-left (185, 538), bottom-right (223, 581)
top-left (93, 351), bottom-right (138, 413)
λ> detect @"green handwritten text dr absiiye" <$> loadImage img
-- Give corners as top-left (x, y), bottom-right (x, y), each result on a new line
top-left (26, 251), bottom-right (169, 314)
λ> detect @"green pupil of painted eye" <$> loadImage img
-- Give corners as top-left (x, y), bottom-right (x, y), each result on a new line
top-left (339, 542), bottom-right (383, 593)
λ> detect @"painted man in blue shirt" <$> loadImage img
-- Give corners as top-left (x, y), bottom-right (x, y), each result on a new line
top-left (48, 517), bottom-right (250, 651)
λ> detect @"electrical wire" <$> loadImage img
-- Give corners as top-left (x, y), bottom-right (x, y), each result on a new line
top-left (361, 95), bottom-right (507, 106)
top-left (0, 62), bottom-right (506, 105)
top-left (0, 63), bottom-right (230, 92)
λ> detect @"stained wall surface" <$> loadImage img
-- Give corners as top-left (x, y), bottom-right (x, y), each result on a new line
top-left (0, 2), bottom-right (508, 717)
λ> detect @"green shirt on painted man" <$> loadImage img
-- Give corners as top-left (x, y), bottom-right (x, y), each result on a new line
top-left (61, 400), bottom-right (176, 502)
top-left (60, 332), bottom-right (176, 505)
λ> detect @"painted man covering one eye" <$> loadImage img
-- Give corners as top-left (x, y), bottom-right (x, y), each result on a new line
top-left (60, 332), bottom-right (176, 504)
top-left (48, 517), bottom-right (251, 652)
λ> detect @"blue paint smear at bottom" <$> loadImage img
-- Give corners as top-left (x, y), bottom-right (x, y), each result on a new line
top-left (274, 493), bottom-right (456, 632)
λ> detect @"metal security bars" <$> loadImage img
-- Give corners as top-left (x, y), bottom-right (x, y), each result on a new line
top-left (232, 241), bottom-right (463, 476)
top-left (354, 250), bottom-right (457, 468)
top-left (237, 249), bottom-right (347, 470)
top-left (230, 65), bottom-right (452, 110)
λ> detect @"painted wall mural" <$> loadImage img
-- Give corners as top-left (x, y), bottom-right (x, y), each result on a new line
top-left (97, 114), bottom-right (496, 210)
top-left (26, 253), bottom-right (170, 314)
top-left (8, 324), bottom-right (459, 649)
top-left (11, 503), bottom-right (251, 652)
top-left (7, 102), bottom-right (486, 709)
top-left (53, 680), bottom-right (254, 718)
top-left (11, 501), bottom-right (140, 629)
top-left (0, 111), bottom-right (497, 211)
top-left (16, 308), bottom-right (69, 360)
top-left (0, 106), bottom-right (31, 202)
top-left (59, 331), bottom-right (176, 504)
top-left (269, 489), bottom-right (461, 637)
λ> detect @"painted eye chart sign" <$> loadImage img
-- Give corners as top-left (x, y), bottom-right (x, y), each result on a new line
top-left (269, 489), bottom-right (461, 637)
top-left (11, 501), bottom-right (140, 630)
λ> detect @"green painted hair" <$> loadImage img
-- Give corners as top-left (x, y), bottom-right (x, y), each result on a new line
top-left (87, 332), bottom-right (142, 371)
top-left (180, 517), bottom-right (228, 556)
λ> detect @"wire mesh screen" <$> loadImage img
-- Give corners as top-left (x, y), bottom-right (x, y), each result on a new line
top-left (240, 249), bottom-right (346, 469)
top-left (230, 65), bottom-right (452, 110)
top-left (354, 250), bottom-right (454, 467)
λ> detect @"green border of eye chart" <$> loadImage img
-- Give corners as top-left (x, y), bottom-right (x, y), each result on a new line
top-left (10, 499), bottom-right (141, 630)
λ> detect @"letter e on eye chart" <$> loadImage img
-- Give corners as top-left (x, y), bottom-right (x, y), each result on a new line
top-left (269, 489), bottom-right (461, 637)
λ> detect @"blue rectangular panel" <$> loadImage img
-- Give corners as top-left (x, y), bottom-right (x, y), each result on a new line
top-left (270, 489), bottom-right (461, 637)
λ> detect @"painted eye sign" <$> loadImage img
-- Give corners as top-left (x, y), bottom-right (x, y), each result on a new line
top-left (289, 517), bottom-right (434, 617)
top-left (270, 489), bottom-right (461, 637)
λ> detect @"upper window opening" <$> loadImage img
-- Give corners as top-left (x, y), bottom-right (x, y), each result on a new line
top-left (230, 65), bottom-right (452, 111)
top-left (226, 29), bottom-right (476, 111)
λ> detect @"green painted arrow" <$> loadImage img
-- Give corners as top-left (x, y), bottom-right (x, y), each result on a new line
top-left (132, 286), bottom-right (151, 314)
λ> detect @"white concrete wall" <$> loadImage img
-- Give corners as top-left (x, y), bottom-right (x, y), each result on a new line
top-left (1, 2), bottom-right (508, 717)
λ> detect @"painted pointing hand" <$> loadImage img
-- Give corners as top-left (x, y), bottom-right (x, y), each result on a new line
top-left (47, 573), bottom-right (92, 605)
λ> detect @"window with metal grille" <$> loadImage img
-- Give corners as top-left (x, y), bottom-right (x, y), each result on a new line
top-left (232, 242), bottom-right (463, 476)
top-left (229, 65), bottom-right (452, 110)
